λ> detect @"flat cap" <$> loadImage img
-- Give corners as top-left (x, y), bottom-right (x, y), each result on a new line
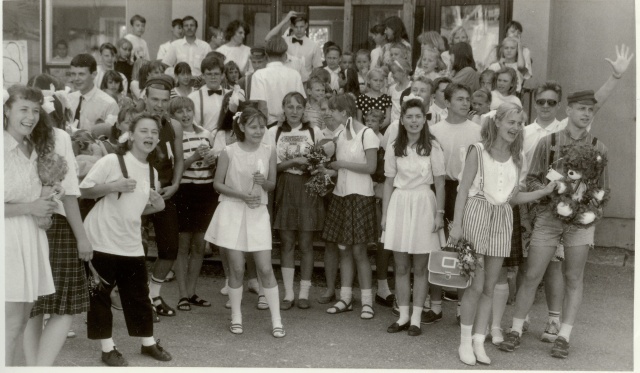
top-left (567, 90), bottom-right (597, 105)
top-left (145, 74), bottom-right (174, 91)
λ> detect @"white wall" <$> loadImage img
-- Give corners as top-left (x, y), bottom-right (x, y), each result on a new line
top-left (171, 0), bottom-right (206, 40)
top-left (126, 0), bottom-right (172, 60)
top-left (512, 0), bottom-right (551, 86)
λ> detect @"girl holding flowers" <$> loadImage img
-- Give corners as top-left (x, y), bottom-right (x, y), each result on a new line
top-left (269, 92), bottom-right (326, 310)
top-left (449, 103), bottom-right (557, 366)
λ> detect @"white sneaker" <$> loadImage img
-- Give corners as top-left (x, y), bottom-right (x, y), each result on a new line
top-left (458, 343), bottom-right (476, 366)
top-left (540, 319), bottom-right (560, 343)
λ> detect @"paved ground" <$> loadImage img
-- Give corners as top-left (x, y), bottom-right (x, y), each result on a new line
top-left (47, 260), bottom-right (634, 370)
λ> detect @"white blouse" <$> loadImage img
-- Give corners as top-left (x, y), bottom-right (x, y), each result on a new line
top-left (466, 143), bottom-right (518, 205)
top-left (384, 140), bottom-right (446, 189)
top-left (333, 124), bottom-right (380, 197)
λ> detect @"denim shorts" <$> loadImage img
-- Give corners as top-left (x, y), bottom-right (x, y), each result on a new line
top-left (529, 206), bottom-right (595, 248)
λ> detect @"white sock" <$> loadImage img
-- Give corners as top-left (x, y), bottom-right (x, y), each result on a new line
top-left (431, 300), bottom-right (442, 315)
top-left (460, 324), bottom-right (473, 346)
top-left (228, 286), bottom-right (243, 325)
top-left (281, 267), bottom-right (295, 301)
top-left (423, 294), bottom-right (431, 309)
top-left (511, 318), bottom-right (525, 336)
top-left (558, 323), bottom-right (573, 341)
top-left (472, 333), bottom-right (490, 363)
top-left (398, 306), bottom-right (410, 325)
top-left (377, 279), bottom-right (392, 298)
top-left (263, 285), bottom-right (282, 328)
top-left (491, 283), bottom-right (509, 330)
top-left (549, 310), bottom-right (561, 324)
top-left (299, 280), bottom-right (312, 300)
top-left (411, 306), bottom-right (423, 326)
top-left (361, 288), bottom-right (373, 307)
top-left (340, 287), bottom-right (353, 304)
top-left (140, 336), bottom-right (156, 346)
top-left (149, 276), bottom-right (163, 299)
top-left (100, 338), bottom-right (116, 353)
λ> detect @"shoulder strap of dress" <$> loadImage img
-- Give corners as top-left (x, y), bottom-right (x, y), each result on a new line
top-left (199, 89), bottom-right (204, 127)
top-left (466, 143), bottom-right (484, 192)
top-left (116, 153), bottom-right (129, 199)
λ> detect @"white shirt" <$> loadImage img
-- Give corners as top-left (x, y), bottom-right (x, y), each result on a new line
top-left (52, 128), bottom-right (80, 216)
top-left (389, 81), bottom-right (411, 123)
top-left (490, 90), bottom-right (522, 110)
top-left (162, 37), bottom-right (213, 76)
top-left (250, 61), bottom-right (306, 124)
top-left (384, 140), bottom-right (446, 190)
top-left (188, 86), bottom-right (230, 132)
top-left (430, 119), bottom-right (482, 180)
top-left (80, 152), bottom-right (159, 257)
top-left (124, 34), bottom-right (150, 62)
top-left (285, 54), bottom-right (309, 82)
top-left (284, 35), bottom-right (323, 78)
top-left (68, 85), bottom-right (119, 131)
top-left (466, 143), bottom-right (518, 205)
top-left (523, 118), bottom-right (564, 169)
top-left (381, 111), bottom-right (438, 151)
top-left (216, 44), bottom-right (252, 73)
top-left (324, 66), bottom-right (341, 92)
top-left (157, 40), bottom-right (172, 61)
top-left (333, 126), bottom-right (380, 197)
top-left (370, 46), bottom-right (383, 70)
top-left (429, 103), bottom-right (448, 124)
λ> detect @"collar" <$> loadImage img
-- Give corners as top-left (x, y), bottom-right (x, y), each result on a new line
top-left (80, 85), bottom-right (99, 101)
top-left (532, 118), bottom-right (561, 132)
top-left (266, 61), bottom-right (284, 68)
top-left (180, 37), bottom-right (200, 46)
top-left (562, 127), bottom-right (590, 141)
top-left (325, 66), bottom-right (340, 74)
top-left (4, 131), bottom-right (20, 151)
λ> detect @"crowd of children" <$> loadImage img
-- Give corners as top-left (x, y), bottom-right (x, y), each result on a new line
top-left (3, 9), bottom-right (635, 368)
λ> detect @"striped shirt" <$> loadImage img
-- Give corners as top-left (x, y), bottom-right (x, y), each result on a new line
top-left (526, 128), bottom-right (608, 199)
top-left (181, 127), bottom-right (214, 184)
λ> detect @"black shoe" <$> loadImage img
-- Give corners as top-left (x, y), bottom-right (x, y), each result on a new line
top-left (499, 331), bottom-right (521, 352)
top-left (421, 310), bottom-right (443, 325)
top-left (102, 347), bottom-right (128, 366)
top-left (375, 294), bottom-right (395, 308)
top-left (408, 325), bottom-right (422, 336)
top-left (391, 299), bottom-right (399, 317)
top-left (442, 290), bottom-right (458, 301)
top-left (141, 340), bottom-right (172, 361)
top-left (551, 336), bottom-right (569, 358)
top-left (387, 321), bottom-right (410, 333)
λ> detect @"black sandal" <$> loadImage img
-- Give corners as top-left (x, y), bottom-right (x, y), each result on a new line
top-left (188, 294), bottom-right (211, 307)
top-left (152, 296), bottom-right (176, 317)
top-left (177, 297), bottom-right (191, 311)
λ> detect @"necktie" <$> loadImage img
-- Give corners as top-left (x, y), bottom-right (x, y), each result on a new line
top-left (208, 89), bottom-right (222, 96)
top-left (74, 96), bottom-right (84, 121)
top-left (292, 37), bottom-right (303, 45)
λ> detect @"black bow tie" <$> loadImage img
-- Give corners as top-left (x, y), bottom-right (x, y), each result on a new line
top-left (292, 37), bottom-right (303, 45)
top-left (208, 89), bottom-right (222, 96)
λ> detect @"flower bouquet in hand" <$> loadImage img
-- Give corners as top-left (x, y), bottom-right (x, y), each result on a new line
top-left (36, 152), bottom-right (68, 229)
top-left (87, 261), bottom-right (111, 298)
top-left (455, 238), bottom-right (482, 280)
top-left (304, 141), bottom-right (335, 197)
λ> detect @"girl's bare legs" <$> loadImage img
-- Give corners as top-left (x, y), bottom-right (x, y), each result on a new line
top-left (6, 302), bottom-right (33, 366)
top-left (23, 313), bottom-right (73, 366)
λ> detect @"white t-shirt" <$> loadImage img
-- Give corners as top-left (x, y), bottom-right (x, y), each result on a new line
top-left (430, 119), bottom-right (482, 180)
top-left (389, 81), bottom-right (411, 123)
top-left (333, 126), bottom-right (380, 197)
top-left (216, 44), bottom-right (252, 73)
top-left (250, 62), bottom-right (306, 124)
top-left (188, 86), bottom-right (230, 132)
top-left (124, 34), bottom-right (150, 62)
top-left (80, 152), bottom-right (159, 257)
top-left (269, 125), bottom-right (325, 175)
top-left (490, 90), bottom-right (522, 110)
top-left (53, 128), bottom-right (80, 217)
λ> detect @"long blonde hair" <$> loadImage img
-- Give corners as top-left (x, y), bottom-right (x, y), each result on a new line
top-left (481, 102), bottom-right (526, 169)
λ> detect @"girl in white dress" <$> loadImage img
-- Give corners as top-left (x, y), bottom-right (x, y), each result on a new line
top-left (4, 85), bottom-right (59, 366)
top-left (205, 107), bottom-right (285, 338)
top-left (382, 98), bottom-right (446, 336)
top-left (449, 103), bottom-right (556, 366)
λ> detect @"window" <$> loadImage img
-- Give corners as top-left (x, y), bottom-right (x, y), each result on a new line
top-left (441, 5), bottom-right (500, 70)
top-left (3, 0), bottom-right (41, 86)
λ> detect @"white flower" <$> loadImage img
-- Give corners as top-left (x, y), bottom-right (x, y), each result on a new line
top-left (593, 189), bottom-right (605, 201)
top-left (557, 202), bottom-right (573, 216)
top-left (577, 211), bottom-right (596, 225)
top-left (596, 155), bottom-right (602, 162)
top-left (556, 181), bottom-right (567, 194)
top-left (105, 114), bottom-right (117, 126)
top-left (118, 132), bottom-right (130, 144)
top-left (567, 170), bottom-right (582, 180)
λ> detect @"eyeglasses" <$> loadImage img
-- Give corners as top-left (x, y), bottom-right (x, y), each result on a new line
top-left (535, 99), bottom-right (558, 107)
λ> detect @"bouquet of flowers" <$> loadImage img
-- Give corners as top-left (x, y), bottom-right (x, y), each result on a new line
top-left (303, 142), bottom-right (334, 197)
top-left (87, 261), bottom-right (111, 298)
top-left (548, 144), bottom-right (609, 228)
top-left (36, 152), bottom-right (68, 230)
top-left (455, 238), bottom-right (482, 279)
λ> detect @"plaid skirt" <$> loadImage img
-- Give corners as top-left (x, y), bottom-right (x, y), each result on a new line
top-left (322, 194), bottom-right (378, 245)
top-left (274, 173), bottom-right (325, 231)
top-left (503, 205), bottom-right (523, 267)
top-left (31, 214), bottom-right (90, 316)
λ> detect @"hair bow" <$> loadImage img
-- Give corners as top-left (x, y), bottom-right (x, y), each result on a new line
top-left (402, 94), bottom-right (424, 103)
top-left (233, 112), bottom-right (242, 121)
top-left (118, 132), bottom-right (130, 144)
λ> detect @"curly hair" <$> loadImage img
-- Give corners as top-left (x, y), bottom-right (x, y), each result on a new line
top-left (4, 85), bottom-right (55, 158)
top-left (224, 20), bottom-right (250, 43)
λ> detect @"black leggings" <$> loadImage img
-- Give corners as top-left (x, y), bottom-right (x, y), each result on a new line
top-left (87, 252), bottom-right (153, 340)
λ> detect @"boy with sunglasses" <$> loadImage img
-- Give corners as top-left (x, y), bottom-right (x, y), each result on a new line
top-left (502, 44), bottom-right (633, 358)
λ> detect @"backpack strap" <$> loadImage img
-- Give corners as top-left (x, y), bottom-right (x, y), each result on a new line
top-left (199, 89), bottom-right (204, 127)
top-left (116, 153), bottom-right (129, 199)
top-left (275, 126), bottom-right (283, 144)
top-left (549, 132), bottom-right (556, 168)
top-left (149, 164), bottom-right (155, 190)
top-left (308, 127), bottom-right (315, 144)
top-left (591, 136), bottom-right (598, 147)
top-left (246, 74), bottom-right (252, 99)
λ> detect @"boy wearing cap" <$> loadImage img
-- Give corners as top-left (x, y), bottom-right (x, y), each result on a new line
top-left (240, 45), bottom-right (268, 98)
top-left (498, 44), bottom-right (636, 357)
top-left (265, 11), bottom-right (322, 81)
top-left (188, 56), bottom-right (233, 132)
top-left (143, 74), bottom-right (185, 320)
top-left (250, 36), bottom-right (305, 126)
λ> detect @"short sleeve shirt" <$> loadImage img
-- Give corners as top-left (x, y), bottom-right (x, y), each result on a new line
top-left (384, 140), bottom-right (446, 189)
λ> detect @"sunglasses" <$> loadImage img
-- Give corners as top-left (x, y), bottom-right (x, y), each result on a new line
top-left (535, 99), bottom-right (558, 107)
